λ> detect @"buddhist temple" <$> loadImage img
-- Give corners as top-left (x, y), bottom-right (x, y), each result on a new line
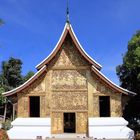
top-left (2, 7), bottom-right (136, 140)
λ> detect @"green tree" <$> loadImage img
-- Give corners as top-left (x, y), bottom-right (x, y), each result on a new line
top-left (0, 57), bottom-right (35, 105)
top-left (0, 87), bottom-right (5, 105)
top-left (0, 18), bottom-right (5, 105)
top-left (0, 57), bottom-right (23, 91)
top-left (23, 71), bottom-right (34, 83)
top-left (116, 30), bottom-right (140, 130)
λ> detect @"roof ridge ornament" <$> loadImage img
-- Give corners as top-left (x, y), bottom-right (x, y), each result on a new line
top-left (66, 0), bottom-right (70, 24)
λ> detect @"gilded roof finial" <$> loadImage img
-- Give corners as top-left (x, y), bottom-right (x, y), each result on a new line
top-left (66, 0), bottom-right (70, 23)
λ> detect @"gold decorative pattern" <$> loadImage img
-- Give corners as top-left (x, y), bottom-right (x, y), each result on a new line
top-left (18, 95), bottom-right (29, 117)
top-left (49, 39), bottom-right (89, 68)
top-left (76, 112), bottom-right (88, 133)
top-left (40, 96), bottom-right (46, 117)
top-left (92, 95), bottom-right (99, 117)
top-left (52, 70), bottom-right (87, 90)
top-left (51, 112), bottom-right (63, 134)
top-left (22, 73), bottom-right (46, 94)
top-left (51, 92), bottom-right (88, 111)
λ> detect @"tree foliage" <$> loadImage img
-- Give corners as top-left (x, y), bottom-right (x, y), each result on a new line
top-left (116, 30), bottom-right (140, 93)
top-left (0, 18), bottom-right (5, 105)
top-left (0, 57), bottom-right (23, 105)
top-left (0, 57), bottom-right (34, 105)
top-left (0, 87), bottom-right (5, 105)
top-left (23, 71), bottom-right (34, 83)
top-left (116, 30), bottom-right (140, 130)
top-left (0, 57), bottom-right (23, 91)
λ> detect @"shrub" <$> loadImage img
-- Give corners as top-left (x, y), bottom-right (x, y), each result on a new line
top-left (2, 120), bottom-right (11, 130)
top-left (0, 129), bottom-right (9, 140)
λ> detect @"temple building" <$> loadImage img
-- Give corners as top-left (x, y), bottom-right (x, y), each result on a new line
top-left (3, 18), bottom-right (135, 139)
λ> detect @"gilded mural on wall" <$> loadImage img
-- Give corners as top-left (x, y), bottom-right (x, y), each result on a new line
top-left (51, 112), bottom-right (63, 134)
top-left (50, 40), bottom-right (89, 68)
top-left (51, 92), bottom-right (88, 111)
top-left (76, 112), bottom-right (88, 133)
top-left (52, 70), bottom-right (87, 90)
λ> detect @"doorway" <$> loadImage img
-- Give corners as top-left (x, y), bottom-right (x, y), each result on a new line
top-left (29, 96), bottom-right (40, 117)
top-left (64, 113), bottom-right (76, 133)
top-left (99, 96), bottom-right (110, 117)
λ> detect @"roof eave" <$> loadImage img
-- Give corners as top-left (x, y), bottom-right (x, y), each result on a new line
top-left (91, 66), bottom-right (136, 96)
top-left (2, 65), bottom-right (46, 97)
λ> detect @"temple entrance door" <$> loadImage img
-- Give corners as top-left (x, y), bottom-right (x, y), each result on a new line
top-left (64, 113), bottom-right (76, 133)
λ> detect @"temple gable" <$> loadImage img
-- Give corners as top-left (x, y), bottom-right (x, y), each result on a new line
top-left (49, 34), bottom-right (90, 69)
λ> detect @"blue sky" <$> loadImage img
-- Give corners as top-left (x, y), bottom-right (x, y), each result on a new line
top-left (0, 0), bottom-right (140, 85)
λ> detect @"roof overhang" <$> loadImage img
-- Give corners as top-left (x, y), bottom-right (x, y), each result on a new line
top-left (2, 65), bottom-right (46, 97)
top-left (91, 66), bottom-right (136, 96)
